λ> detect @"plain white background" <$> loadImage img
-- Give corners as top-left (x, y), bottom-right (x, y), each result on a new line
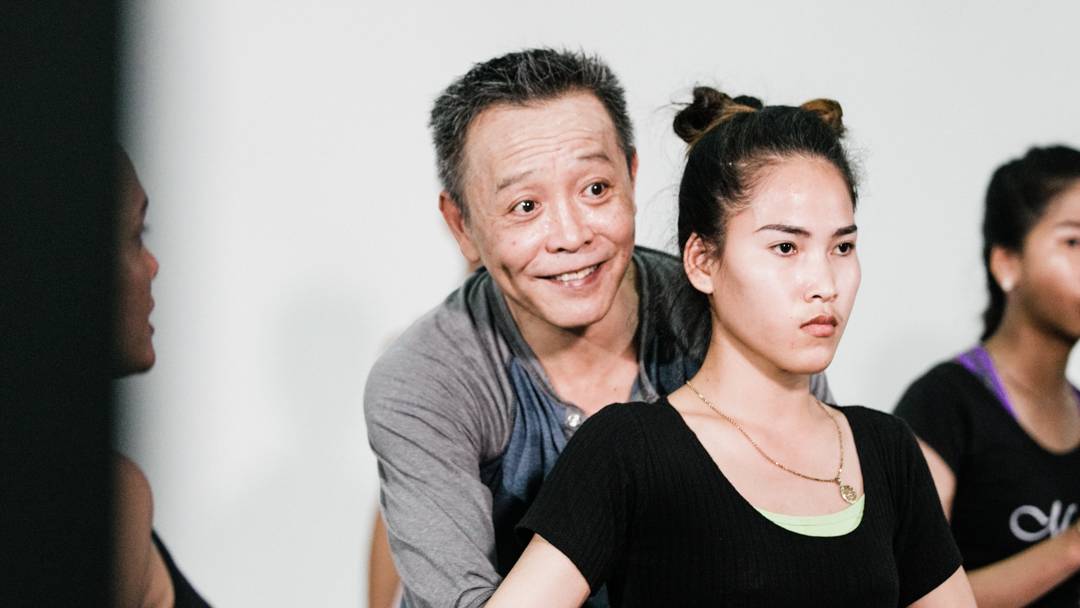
top-left (118, 2), bottom-right (1080, 605)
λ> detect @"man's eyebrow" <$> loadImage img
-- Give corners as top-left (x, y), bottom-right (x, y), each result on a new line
top-left (495, 170), bottom-right (534, 194)
top-left (576, 151), bottom-right (613, 164)
top-left (834, 224), bottom-right (858, 236)
top-left (494, 152), bottom-right (613, 193)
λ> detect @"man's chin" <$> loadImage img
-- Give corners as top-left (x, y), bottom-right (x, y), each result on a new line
top-left (518, 299), bottom-right (610, 333)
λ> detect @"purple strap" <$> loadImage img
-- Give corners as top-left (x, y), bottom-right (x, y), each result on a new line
top-left (954, 345), bottom-right (1019, 420)
top-left (954, 345), bottom-right (1080, 421)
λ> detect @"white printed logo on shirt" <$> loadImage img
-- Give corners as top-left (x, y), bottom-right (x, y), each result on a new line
top-left (1009, 500), bottom-right (1078, 542)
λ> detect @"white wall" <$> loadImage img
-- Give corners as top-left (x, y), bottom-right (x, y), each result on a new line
top-left (117, 2), bottom-right (1080, 605)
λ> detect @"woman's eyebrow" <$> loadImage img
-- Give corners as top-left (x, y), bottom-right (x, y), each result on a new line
top-left (755, 224), bottom-right (809, 237)
top-left (754, 224), bottom-right (858, 237)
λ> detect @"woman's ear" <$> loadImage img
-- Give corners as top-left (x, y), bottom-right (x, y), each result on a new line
top-left (683, 233), bottom-right (717, 295)
top-left (989, 245), bottom-right (1021, 293)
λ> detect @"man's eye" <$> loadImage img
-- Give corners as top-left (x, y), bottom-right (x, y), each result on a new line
top-left (513, 200), bottom-right (537, 214)
top-left (586, 182), bottom-right (608, 197)
top-left (774, 242), bottom-right (796, 255)
top-left (836, 242), bottom-right (855, 254)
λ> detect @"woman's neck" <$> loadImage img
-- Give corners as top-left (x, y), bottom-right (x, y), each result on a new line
top-left (984, 306), bottom-right (1075, 401)
top-left (689, 320), bottom-right (816, 425)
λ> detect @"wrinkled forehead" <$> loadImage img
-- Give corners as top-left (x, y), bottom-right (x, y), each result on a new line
top-left (460, 93), bottom-right (622, 192)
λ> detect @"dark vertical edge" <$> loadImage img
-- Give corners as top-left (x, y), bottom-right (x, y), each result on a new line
top-left (0, 1), bottom-right (119, 605)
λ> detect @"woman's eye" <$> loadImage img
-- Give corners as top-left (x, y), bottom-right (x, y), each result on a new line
top-left (586, 182), bottom-right (608, 197)
top-left (836, 242), bottom-right (856, 254)
top-left (774, 242), bottom-right (796, 255)
top-left (512, 199), bottom-right (538, 214)
top-left (1066, 237), bottom-right (1080, 248)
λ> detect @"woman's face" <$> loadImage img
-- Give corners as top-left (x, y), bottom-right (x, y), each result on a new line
top-left (701, 155), bottom-right (859, 375)
top-left (1008, 179), bottom-right (1080, 341)
top-left (114, 155), bottom-right (159, 375)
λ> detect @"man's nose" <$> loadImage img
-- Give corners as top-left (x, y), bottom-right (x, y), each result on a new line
top-left (546, 199), bottom-right (594, 253)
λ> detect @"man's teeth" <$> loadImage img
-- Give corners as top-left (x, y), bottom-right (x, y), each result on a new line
top-left (553, 265), bottom-right (598, 283)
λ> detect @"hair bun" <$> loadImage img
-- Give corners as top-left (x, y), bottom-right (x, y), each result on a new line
top-left (799, 99), bottom-right (845, 136)
top-left (731, 95), bottom-right (763, 110)
top-left (673, 87), bottom-right (758, 147)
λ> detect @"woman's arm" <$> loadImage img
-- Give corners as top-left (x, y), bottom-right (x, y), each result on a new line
top-left (486, 535), bottom-right (590, 608)
top-left (918, 442), bottom-right (1080, 607)
top-left (965, 528), bottom-right (1080, 607)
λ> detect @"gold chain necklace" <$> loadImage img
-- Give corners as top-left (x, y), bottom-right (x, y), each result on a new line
top-left (684, 380), bottom-right (858, 504)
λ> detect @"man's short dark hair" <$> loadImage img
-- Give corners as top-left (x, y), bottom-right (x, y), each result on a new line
top-left (430, 48), bottom-right (635, 218)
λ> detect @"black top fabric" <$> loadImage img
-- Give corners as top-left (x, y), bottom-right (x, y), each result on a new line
top-left (895, 361), bottom-right (1080, 607)
top-left (151, 531), bottom-right (211, 607)
top-left (517, 399), bottom-right (961, 607)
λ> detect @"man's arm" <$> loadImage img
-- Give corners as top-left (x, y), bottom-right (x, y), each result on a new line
top-left (365, 349), bottom-right (505, 608)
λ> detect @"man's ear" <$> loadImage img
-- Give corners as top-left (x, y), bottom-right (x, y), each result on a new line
top-left (989, 245), bottom-right (1021, 293)
top-left (439, 192), bottom-right (481, 266)
top-left (628, 150), bottom-right (639, 187)
top-left (683, 233), bottom-right (717, 295)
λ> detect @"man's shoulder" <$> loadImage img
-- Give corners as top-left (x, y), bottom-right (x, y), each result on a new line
top-left (364, 271), bottom-right (507, 409)
top-left (633, 245), bottom-right (681, 275)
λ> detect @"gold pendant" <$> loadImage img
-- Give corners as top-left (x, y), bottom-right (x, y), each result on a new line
top-left (838, 482), bottom-right (857, 504)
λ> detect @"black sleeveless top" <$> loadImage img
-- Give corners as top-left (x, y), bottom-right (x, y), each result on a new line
top-left (151, 531), bottom-right (211, 607)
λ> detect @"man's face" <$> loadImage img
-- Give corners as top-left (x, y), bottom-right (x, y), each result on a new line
top-left (451, 92), bottom-right (637, 332)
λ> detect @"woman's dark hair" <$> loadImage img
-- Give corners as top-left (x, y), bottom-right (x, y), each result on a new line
top-left (980, 145), bottom-right (1080, 340)
top-left (673, 87), bottom-right (856, 256)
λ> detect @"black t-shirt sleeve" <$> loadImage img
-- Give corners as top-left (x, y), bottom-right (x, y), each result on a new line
top-left (893, 364), bottom-right (972, 474)
top-left (516, 403), bottom-right (643, 594)
top-left (889, 416), bottom-right (964, 606)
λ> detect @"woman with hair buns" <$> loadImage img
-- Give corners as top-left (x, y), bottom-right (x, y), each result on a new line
top-left (895, 146), bottom-right (1080, 607)
top-left (485, 88), bottom-right (975, 607)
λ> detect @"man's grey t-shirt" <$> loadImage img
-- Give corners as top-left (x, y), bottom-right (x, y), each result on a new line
top-left (364, 246), bottom-right (832, 608)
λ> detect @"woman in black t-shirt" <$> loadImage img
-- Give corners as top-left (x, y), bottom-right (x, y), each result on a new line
top-left (486, 90), bottom-right (975, 607)
top-left (896, 146), bottom-right (1080, 607)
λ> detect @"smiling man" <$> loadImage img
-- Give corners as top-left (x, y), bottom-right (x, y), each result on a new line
top-left (364, 49), bottom-right (830, 608)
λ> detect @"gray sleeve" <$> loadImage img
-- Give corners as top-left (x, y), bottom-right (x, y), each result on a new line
top-left (364, 344), bottom-right (504, 608)
top-left (810, 372), bottom-right (834, 403)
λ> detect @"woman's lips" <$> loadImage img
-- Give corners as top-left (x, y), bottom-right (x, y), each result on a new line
top-left (801, 315), bottom-right (838, 338)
